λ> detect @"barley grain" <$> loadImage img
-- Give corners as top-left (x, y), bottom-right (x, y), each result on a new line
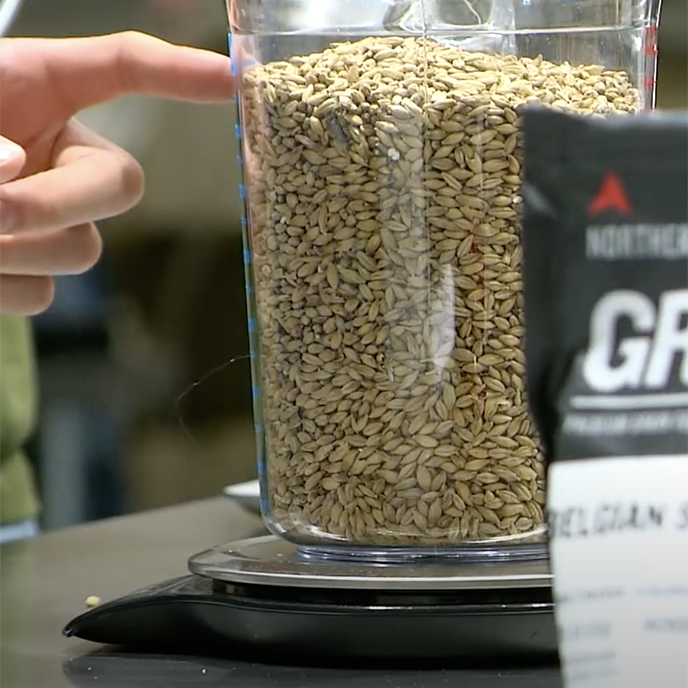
top-left (240, 36), bottom-right (638, 546)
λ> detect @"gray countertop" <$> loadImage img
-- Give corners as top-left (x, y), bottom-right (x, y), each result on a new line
top-left (0, 498), bottom-right (562, 688)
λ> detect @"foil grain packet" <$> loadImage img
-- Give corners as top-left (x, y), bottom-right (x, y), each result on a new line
top-left (521, 108), bottom-right (688, 688)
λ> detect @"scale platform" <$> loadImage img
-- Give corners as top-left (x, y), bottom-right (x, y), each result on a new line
top-left (64, 534), bottom-right (557, 662)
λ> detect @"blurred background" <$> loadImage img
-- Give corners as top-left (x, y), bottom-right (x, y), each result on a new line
top-left (6, 0), bottom-right (687, 532)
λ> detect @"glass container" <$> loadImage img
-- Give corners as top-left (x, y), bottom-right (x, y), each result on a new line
top-left (227, 0), bottom-right (663, 557)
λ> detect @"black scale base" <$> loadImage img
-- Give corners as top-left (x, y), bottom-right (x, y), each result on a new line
top-left (64, 535), bottom-right (558, 662)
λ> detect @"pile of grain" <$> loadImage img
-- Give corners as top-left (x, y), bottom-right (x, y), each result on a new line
top-left (240, 36), bottom-right (639, 546)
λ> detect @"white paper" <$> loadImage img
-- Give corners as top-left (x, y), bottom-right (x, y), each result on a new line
top-left (548, 456), bottom-right (688, 688)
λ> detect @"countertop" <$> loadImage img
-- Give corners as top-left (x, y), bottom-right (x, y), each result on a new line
top-left (0, 498), bottom-right (563, 688)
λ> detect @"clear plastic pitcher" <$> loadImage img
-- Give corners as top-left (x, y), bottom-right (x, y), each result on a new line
top-left (227, 0), bottom-right (663, 556)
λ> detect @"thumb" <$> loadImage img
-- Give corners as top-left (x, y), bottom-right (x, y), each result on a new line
top-left (0, 137), bottom-right (26, 184)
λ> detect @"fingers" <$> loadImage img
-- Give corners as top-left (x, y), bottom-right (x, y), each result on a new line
top-left (0, 275), bottom-right (55, 316)
top-left (0, 138), bottom-right (54, 316)
top-left (0, 121), bottom-right (144, 234)
top-left (0, 221), bottom-right (105, 317)
top-left (0, 122), bottom-right (121, 316)
top-left (0, 136), bottom-right (26, 184)
top-left (3, 32), bottom-right (235, 120)
top-left (0, 217), bottom-right (96, 316)
top-left (0, 223), bottom-right (102, 276)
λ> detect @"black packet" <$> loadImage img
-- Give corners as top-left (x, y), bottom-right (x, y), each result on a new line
top-left (520, 107), bottom-right (688, 688)
top-left (521, 107), bottom-right (688, 468)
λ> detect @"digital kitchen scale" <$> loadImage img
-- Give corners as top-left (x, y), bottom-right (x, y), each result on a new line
top-left (64, 532), bottom-right (557, 662)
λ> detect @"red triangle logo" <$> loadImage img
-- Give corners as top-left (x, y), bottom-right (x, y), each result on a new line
top-left (589, 173), bottom-right (632, 217)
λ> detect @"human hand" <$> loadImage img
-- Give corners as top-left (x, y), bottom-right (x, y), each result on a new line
top-left (0, 32), bottom-right (234, 315)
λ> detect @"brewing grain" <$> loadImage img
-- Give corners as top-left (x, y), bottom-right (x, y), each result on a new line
top-left (240, 36), bottom-right (639, 546)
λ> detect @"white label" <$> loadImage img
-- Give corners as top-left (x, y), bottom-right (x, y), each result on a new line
top-left (548, 456), bottom-right (688, 688)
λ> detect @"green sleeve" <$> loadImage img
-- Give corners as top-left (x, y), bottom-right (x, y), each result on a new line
top-left (0, 316), bottom-right (40, 524)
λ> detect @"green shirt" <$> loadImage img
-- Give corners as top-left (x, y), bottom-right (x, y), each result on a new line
top-left (0, 316), bottom-right (40, 525)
